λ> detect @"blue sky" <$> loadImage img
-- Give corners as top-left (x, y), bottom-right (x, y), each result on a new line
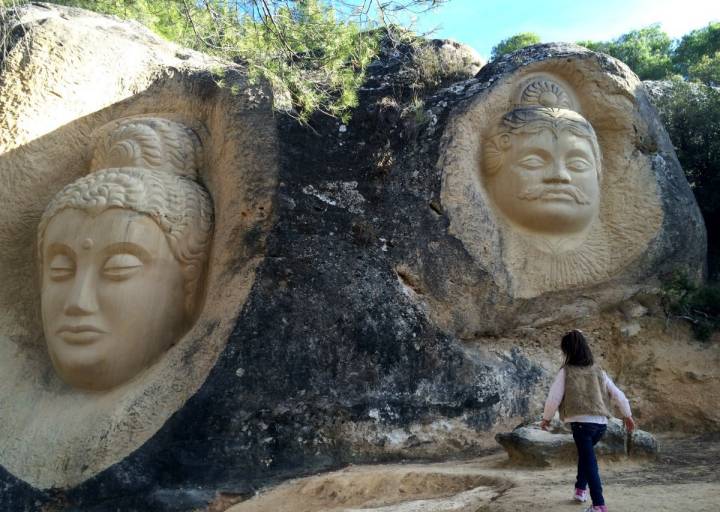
top-left (405, 0), bottom-right (720, 59)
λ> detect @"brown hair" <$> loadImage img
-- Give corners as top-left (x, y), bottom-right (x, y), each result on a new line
top-left (561, 329), bottom-right (594, 367)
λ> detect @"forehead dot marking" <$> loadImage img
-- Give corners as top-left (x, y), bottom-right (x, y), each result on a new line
top-left (81, 238), bottom-right (94, 250)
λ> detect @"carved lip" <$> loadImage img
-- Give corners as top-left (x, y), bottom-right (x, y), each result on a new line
top-left (540, 190), bottom-right (576, 201)
top-left (56, 325), bottom-right (107, 345)
top-left (536, 187), bottom-right (581, 202)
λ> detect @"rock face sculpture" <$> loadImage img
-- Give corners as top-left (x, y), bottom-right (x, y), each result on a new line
top-left (0, 5), bottom-right (708, 511)
top-left (483, 80), bottom-right (601, 240)
top-left (445, 72), bottom-right (664, 300)
top-left (38, 117), bottom-right (213, 390)
top-left (438, 60), bottom-right (701, 335)
top-left (0, 4), bottom-right (276, 495)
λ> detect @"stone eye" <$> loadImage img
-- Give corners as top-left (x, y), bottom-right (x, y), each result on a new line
top-left (567, 157), bottom-right (592, 172)
top-left (48, 254), bottom-right (75, 281)
top-left (103, 253), bottom-right (143, 280)
top-left (517, 155), bottom-right (547, 170)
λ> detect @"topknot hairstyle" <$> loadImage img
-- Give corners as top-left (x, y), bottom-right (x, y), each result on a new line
top-left (90, 117), bottom-right (203, 178)
top-left (38, 117), bottom-right (213, 316)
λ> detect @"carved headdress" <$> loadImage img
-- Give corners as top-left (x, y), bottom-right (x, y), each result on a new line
top-left (483, 77), bottom-right (602, 180)
top-left (38, 117), bottom-right (214, 315)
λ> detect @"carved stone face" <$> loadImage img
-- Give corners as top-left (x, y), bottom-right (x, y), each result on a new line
top-left (41, 208), bottom-right (187, 391)
top-left (487, 127), bottom-right (600, 235)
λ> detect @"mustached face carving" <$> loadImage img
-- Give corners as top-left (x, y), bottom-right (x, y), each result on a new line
top-left (483, 107), bottom-right (601, 236)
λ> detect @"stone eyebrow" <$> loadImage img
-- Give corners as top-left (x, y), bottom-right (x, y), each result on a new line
top-left (45, 242), bottom-right (76, 261)
top-left (101, 241), bottom-right (153, 262)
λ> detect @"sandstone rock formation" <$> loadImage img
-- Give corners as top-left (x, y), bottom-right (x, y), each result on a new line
top-left (495, 419), bottom-right (657, 466)
top-left (0, 4), bottom-right (710, 511)
top-left (436, 45), bottom-right (705, 337)
top-left (0, 1), bottom-right (276, 498)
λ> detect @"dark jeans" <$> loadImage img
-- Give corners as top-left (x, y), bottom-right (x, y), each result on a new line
top-left (571, 422), bottom-right (607, 506)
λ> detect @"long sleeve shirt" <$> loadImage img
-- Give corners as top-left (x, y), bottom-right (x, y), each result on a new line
top-left (542, 367), bottom-right (632, 425)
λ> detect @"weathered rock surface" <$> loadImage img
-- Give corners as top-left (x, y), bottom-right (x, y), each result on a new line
top-left (0, 4), bottom-right (708, 512)
top-left (643, 78), bottom-right (714, 103)
top-left (496, 419), bottom-right (658, 466)
top-left (435, 44), bottom-right (706, 337)
top-left (228, 464), bottom-right (511, 512)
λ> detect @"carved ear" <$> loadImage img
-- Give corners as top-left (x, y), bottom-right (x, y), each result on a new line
top-left (483, 134), bottom-right (509, 176)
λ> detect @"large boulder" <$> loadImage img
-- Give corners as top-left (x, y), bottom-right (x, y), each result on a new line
top-left (0, 4), bottom-right (706, 511)
top-left (495, 419), bottom-right (658, 466)
top-left (435, 44), bottom-right (706, 337)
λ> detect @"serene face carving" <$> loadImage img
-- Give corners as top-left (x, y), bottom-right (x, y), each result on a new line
top-left (37, 117), bottom-right (213, 391)
top-left (484, 108), bottom-right (601, 236)
top-left (41, 208), bottom-right (187, 391)
top-left (488, 128), bottom-right (599, 234)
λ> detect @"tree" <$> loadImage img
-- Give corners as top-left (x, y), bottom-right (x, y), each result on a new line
top-left (673, 22), bottom-right (720, 77)
top-left (651, 78), bottom-right (720, 277)
top-left (578, 24), bottom-right (673, 80)
top-left (672, 23), bottom-right (720, 85)
top-left (490, 32), bottom-right (540, 60)
top-left (5, 0), bottom-right (447, 122)
top-left (687, 52), bottom-right (720, 86)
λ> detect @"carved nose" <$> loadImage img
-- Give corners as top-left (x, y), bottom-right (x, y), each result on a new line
top-left (64, 271), bottom-right (99, 316)
top-left (543, 162), bottom-right (571, 184)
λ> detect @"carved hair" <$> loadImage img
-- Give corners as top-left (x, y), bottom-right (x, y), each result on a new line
top-left (90, 117), bottom-right (202, 178)
top-left (483, 107), bottom-right (603, 181)
top-left (38, 117), bottom-right (213, 316)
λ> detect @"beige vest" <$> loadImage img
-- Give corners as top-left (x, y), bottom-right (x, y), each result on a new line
top-left (559, 364), bottom-right (612, 420)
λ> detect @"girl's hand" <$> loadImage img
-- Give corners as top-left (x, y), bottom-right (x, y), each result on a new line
top-left (624, 416), bottom-right (636, 433)
top-left (540, 419), bottom-right (551, 431)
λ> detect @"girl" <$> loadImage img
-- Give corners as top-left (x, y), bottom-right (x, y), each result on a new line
top-left (540, 330), bottom-right (635, 512)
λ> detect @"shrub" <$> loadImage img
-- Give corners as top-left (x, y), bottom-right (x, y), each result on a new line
top-left (650, 77), bottom-right (720, 278)
top-left (578, 24), bottom-right (673, 80)
top-left (3, 0), bottom-right (443, 123)
top-left (490, 32), bottom-right (540, 60)
top-left (673, 22), bottom-right (720, 81)
top-left (662, 272), bottom-right (720, 341)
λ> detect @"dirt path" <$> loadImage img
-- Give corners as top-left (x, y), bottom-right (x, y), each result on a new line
top-left (226, 434), bottom-right (720, 512)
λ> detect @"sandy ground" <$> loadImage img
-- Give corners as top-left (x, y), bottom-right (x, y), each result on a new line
top-left (225, 433), bottom-right (720, 512)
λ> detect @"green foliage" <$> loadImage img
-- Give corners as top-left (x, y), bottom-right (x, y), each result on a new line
top-left (490, 32), bottom-right (540, 60)
top-left (687, 52), bottom-right (720, 86)
top-left (20, 0), bottom-right (448, 123)
top-left (673, 22), bottom-right (720, 79)
top-left (578, 22), bottom-right (720, 85)
top-left (652, 77), bottom-right (720, 277)
top-left (651, 78), bottom-right (720, 209)
top-left (409, 39), bottom-right (477, 91)
top-left (232, 1), bottom-right (379, 122)
top-left (662, 272), bottom-right (720, 341)
top-left (48, 1), bottom-right (194, 43)
top-left (578, 24), bottom-right (673, 80)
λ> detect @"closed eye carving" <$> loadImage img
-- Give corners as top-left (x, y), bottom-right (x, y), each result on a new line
top-left (48, 254), bottom-right (75, 281)
top-left (103, 253), bottom-right (144, 280)
top-left (516, 155), bottom-right (547, 170)
top-left (566, 157), bottom-right (593, 172)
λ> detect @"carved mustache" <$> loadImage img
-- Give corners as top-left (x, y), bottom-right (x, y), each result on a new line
top-left (517, 185), bottom-right (591, 205)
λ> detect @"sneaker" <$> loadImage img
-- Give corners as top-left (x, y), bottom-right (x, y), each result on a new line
top-left (584, 506), bottom-right (608, 512)
top-left (574, 488), bottom-right (588, 502)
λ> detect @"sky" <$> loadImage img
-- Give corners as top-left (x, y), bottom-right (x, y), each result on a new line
top-left (406, 0), bottom-right (720, 60)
